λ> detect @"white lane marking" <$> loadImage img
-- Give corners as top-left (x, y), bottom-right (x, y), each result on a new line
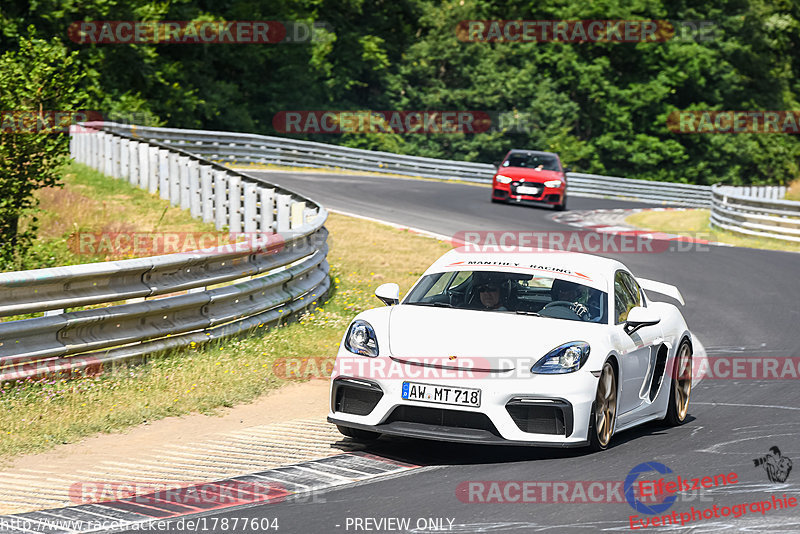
top-left (693, 402), bottom-right (800, 411)
top-left (697, 432), bottom-right (800, 454)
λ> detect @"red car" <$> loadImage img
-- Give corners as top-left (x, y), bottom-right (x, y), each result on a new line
top-left (490, 150), bottom-right (568, 211)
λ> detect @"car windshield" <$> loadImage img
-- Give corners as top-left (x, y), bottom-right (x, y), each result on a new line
top-left (503, 153), bottom-right (560, 171)
top-left (404, 270), bottom-right (607, 323)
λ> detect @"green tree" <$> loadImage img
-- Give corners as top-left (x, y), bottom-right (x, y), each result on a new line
top-left (0, 35), bottom-right (87, 267)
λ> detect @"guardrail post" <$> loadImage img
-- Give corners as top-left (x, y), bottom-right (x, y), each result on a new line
top-left (111, 136), bottom-right (122, 178)
top-left (169, 153), bottom-right (181, 206)
top-left (189, 161), bottom-right (201, 217)
top-left (158, 149), bottom-right (170, 200)
top-left (119, 138), bottom-right (131, 180)
top-left (138, 142), bottom-right (149, 189)
top-left (259, 187), bottom-right (275, 233)
top-left (228, 175), bottom-right (242, 233)
top-left (148, 146), bottom-right (159, 194)
top-left (200, 165), bottom-right (214, 223)
top-left (276, 194), bottom-right (291, 232)
top-left (243, 182), bottom-right (258, 233)
top-left (128, 141), bottom-right (140, 185)
top-left (179, 157), bottom-right (192, 210)
top-left (88, 131), bottom-right (97, 168)
top-left (213, 170), bottom-right (228, 230)
top-left (290, 201), bottom-right (305, 229)
top-left (104, 134), bottom-right (114, 176)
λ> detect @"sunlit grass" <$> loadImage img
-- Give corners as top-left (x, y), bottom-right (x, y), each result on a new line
top-left (786, 180), bottom-right (800, 201)
top-left (625, 209), bottom-right (800, 253)
top-left (0, 210), bottom-right (451, 460)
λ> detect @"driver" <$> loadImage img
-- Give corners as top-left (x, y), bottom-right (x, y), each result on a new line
top-left (550, 279), bottom-right (591, 320)
top-left (472, 274), bottom-right (508, 311)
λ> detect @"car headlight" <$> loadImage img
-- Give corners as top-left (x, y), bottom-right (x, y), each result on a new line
top-left (544, 180), bottom-right (563, 188)
top-left (345, 320), bottom-right (379, 357)
top-left (495, 175), bottom-right (513, 184)
top-left (531, 342), bottom-right (590, 374)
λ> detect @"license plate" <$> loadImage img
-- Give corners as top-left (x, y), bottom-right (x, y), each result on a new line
top-left (516, 185), bottom-right (540, 195)
top-left (401, 382), bottom-right (481, 407)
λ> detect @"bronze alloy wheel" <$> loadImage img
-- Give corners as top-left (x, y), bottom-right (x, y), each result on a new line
top-left (674, 342), bottom-right (692, 420)
top-left (593, 361), bottom-right (617, 448)
top-left (664, 340), bottom-right (693, 426)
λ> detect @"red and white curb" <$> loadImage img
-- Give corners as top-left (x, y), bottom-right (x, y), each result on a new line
top-left (0, 453), bottom-right (423, 534)
top-left (552, 208), bottom-right (732, 247)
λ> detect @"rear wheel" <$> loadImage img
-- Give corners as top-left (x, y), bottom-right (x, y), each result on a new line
top-left (336, 425), bottom-right (381, 442)
top-left (588, 361), bottom-right (617, 451)
top-left (663, 340), bottom-right (692, 426)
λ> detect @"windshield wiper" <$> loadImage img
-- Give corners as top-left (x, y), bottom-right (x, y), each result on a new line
top-left (409, 301), bottom-right (453, 308)
top-left (515, 310), bottom-right (543, 317)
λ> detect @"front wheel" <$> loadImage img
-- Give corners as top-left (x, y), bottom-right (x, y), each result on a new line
top-left (663, 340), bottom-right (692, 426)
top-left (588, 361), bottom-right (617, 452)
top-left (336, 425), bottom-right (381, 442)
top-left (554, 196), bottom-right (567, 211)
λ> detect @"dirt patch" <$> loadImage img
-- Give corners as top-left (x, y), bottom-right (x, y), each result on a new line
top-left (1, 380), bottom-right (330, 473)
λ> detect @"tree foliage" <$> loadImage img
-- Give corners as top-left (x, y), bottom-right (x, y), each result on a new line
top-left (0, 0), bottom-right (797, 199)
top-left (0, 34), bottom-right (87, 267)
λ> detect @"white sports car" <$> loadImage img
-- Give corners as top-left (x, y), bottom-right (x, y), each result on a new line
top-left (328, 248), bottom-right (694, 451)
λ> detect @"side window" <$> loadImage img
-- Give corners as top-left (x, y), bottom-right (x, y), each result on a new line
top-left (614, 271), bottom-right (642, 324)
top-left (423, 272), bottom-right (455, 299)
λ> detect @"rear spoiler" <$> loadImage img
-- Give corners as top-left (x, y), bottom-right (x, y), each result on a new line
top-left (636, 277), bottom-right (685, 306)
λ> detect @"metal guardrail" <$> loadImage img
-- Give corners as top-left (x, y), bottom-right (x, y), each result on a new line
top-left (106, 123), bottom-right (791, 208)
top-left (103, 123), bottom-right (727, 206)
top-left (0, 126), bottom-right (330, 382)
top-left (710, 185), bottom-right (800, 242)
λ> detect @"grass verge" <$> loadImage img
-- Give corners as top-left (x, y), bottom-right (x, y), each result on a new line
top-left (20, 161), bottom-right (226, 270)
top-left (625, 209), bottom-right (800, 253)
top-left (786, 180), bottom-right (800, 201)
top-left (1, 166), bottom-right (451, 459)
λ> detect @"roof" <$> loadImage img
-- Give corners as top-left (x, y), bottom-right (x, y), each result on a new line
top-left (424, 247), bottom-right (628, 291)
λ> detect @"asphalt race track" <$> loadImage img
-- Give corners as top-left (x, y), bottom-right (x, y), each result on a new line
top-left (122, 171), bottom-right (800, 533)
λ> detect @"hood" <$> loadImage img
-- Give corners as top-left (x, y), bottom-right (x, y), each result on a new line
top-left (495, 166), bottom-right (563, 183)
top-left (387, 305), bottom-right (602, 371)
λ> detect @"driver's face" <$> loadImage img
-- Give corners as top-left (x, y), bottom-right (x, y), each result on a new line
top-left (479, 288), bottom-right (500, 308)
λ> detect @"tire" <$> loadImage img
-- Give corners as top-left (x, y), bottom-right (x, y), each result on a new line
top-left (491, 197), bottom-right (503, 204)
top-left (663, 340), bottom-right (692, 426)
top-left (336, 425), bottom-right (381, 442)
top-left (554, 196), bottom-right (567, 211)
top-left (588, 360), bottom-right (617, 452)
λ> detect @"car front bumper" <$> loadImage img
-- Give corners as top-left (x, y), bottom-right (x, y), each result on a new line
top-left (492, 183), bottom-right (565, 206)
top-left (328, 362), bottom-right (597, 447)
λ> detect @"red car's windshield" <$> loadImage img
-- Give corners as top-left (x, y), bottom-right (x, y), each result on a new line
top-left (503, 153), bottom-right (561, 171)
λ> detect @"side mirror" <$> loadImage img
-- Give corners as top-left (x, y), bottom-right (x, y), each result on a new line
top-left (375, 283), bottom-right (400, 306)
top-left (564, 166), bottom-right (572, 173)
top-left (624, 306), bottom-right (661, 335)
top-left (495, 161), bottom-right (503, 168)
